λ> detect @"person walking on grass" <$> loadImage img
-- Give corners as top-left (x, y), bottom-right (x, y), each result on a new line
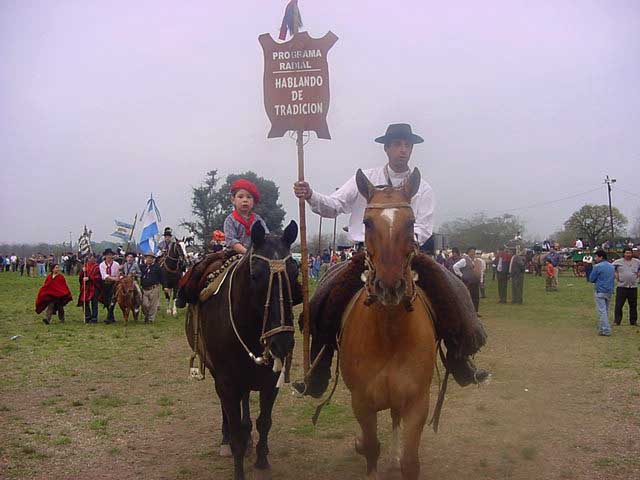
top-left (453, 247), bottom-right (482, 315)
top-left (588, 250), bottom-right (615, 336)
top-left (140, 252), bottom-right (165, 323)
top-left (612, 247), bottom-right (640, 326)
top-left (545, 258), bottom-right (556, 291)
top-left (496, 247), bottom-right (512, 304)
top-left (35, 264), bottom-right (73, 325)
top-left (509, 248), bottom-right (526, 304)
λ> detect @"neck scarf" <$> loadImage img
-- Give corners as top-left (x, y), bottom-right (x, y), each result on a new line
top-left (232, 210), bottom-right (256, 236)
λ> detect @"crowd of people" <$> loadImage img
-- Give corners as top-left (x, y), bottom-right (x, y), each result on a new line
top-left (34, 247), bottom-right (169, 326)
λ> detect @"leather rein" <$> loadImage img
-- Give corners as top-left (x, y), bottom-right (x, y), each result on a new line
top-left (227, 250), bottom-right (295, 366)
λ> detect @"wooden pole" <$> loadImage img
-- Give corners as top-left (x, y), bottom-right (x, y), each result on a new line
top-left (297, 129), bottom-right (311, 376)
top-left (124, 213), bottom-right (138, 254)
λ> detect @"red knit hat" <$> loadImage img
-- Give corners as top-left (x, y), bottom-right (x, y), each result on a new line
top-left (230, 179), bottom-right (260, 203)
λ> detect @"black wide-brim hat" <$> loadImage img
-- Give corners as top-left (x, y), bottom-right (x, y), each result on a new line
top-left (125, 251), bottom-right (137, 257)
top-left (374, 123), bottom-right (424, 144)
top-left (103, 248), bottom-right (115, 256)
top-left (163, 227), bottom-right (173, 236)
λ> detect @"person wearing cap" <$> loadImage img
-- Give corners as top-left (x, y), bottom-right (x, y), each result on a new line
top-left (99, 248), bottom-right (120, 324)
top-left (140, 253), bottom-right (166, 323)
top-left (157, 227), bottom-right (176, 255)
top-left (223, 179), bottom-right (269, 255)
top-left (294, 123), bottom-right (434, 247)
top-left (122, 252), bottom-right (143, 308)
top-left (292, 123), bottom-right (489, 397)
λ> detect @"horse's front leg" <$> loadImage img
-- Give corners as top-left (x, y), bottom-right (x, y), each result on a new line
top-left (254, 385), bottom-right (278, 479)
top-left (399, 394), bottom-right (429, 480)
top-left (241, 392), bottom-right (253, 452)
top-left (218, 391), bottom-right (248, 480)
top-left (165, 289), bottom-right (172, 315)
top-left (352, 396), bottom-right (380, 480)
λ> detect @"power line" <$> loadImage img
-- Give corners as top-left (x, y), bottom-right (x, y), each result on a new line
top-left (496, 186), bottom-right (603, 213)
top-left (618, 188), bottom-right (640, 200)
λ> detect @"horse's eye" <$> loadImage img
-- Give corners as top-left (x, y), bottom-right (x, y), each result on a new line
top-left (406, 219), bottom-right (415, 229)
top-left (363, 218), bottom-right (373, 229)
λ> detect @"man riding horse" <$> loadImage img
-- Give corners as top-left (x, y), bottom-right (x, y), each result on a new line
top-left (292, 123), bottom-right (489, 395)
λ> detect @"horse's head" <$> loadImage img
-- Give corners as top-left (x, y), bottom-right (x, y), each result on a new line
top-left (247, 220), bottom-right (299, 363)
top-left (356, 167), bottom-right (421, 307)
top-left (119, 275), bottom-right (135, 295)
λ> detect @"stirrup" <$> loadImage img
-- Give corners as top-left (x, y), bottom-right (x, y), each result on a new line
top-left (189, 353), bottom-right (205, 380)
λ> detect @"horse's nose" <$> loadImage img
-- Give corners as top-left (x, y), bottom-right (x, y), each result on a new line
top-left (375, 278), bottom-right (407, 304)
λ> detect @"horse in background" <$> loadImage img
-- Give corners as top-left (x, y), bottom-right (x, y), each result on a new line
top-left (186, 221), bottom-right (299, 480)
top-left (160, 239), bottom-right (189, 316)
top-left (115, 275), bottom-right (141, 325)
top-left (339, 168), bottom-right (437, 480)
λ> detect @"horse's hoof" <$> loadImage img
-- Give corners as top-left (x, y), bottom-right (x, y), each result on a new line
top-left (355, 437), bottom-right (364, 455)
top-left (254, 466), bottom-right (272, 480)
top-left (219, 444), bottom-right (232, 457)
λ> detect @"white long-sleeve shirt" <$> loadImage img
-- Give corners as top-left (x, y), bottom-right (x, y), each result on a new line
top-left (307, 164), bottom-right (435, 244)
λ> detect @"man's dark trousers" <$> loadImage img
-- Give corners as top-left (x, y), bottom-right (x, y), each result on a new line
top-left (497, 272), bottom-right (509, 303)
top-left (511, 274), bottom-right (524, 304)
top-left (83, 297), bottom-right (99, 323)
top-left (465, 281), bottom-right (480, 312)
top-left (614, 287), bottom-right (637, 325)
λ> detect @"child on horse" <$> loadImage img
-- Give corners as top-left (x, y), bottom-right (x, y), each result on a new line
top-left (178, 179), bottom-right (268, 305)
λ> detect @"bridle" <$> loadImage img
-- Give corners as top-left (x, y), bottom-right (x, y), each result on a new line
top-left (228, 249), bottom-right (296, 366)
top-left (362, 201), bottom-right (419, 311)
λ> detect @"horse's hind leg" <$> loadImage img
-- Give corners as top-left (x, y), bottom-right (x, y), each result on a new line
top-left (353, 398), bottom-right (380, 480)
top-left (254, 387), bottom-right (278, 479)
top-left (399, 395), bottom-right (429, 480)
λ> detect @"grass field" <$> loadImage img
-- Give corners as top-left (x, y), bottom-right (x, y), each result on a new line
top-left (1, 271), bottom-right (639, 480)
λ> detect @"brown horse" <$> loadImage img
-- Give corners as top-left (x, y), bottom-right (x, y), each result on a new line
top-left (339, 168), bottom-right (436, 480)
top-left (115, 275), bottom-right (141, 325)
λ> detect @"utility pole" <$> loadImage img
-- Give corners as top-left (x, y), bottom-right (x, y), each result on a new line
top-left (69, 231), bottom-right (73, 250)
top-left (332, 188), bottom-right (338, 254)
top-left (604, 175), bottom-right (616, 242)
top-left (317, 216), bottom-right (323, 255)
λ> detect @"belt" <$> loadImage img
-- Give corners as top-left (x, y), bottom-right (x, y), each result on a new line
top-left (143, 284), bottom-right (159, 290)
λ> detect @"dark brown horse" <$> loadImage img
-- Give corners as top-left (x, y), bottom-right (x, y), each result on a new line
top-left (115, 275), bottom-right (141, 325)
top-left (187, 221), bottom-right (298, 480)
top-left (160, 239), bottom-right (188, 316)
top-left (340, 169), bottom-right (437, 480)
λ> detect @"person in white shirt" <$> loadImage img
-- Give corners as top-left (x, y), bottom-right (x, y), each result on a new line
top-left (575, 238), bottom-right (584, 249)
top-left (99, 248), bottom-right (120, 324)
top-left (292, 123), bottom-right (488, 396)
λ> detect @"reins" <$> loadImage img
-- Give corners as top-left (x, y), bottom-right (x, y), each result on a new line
top-left (227, 250), bottom-right (295, 367)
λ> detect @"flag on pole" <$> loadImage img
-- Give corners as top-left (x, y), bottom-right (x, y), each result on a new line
top-left (279, 0), bottom-right (303, 40)
top-left (139, 195), bottom-right (161, 254)
top-left (78, 225), bottom-right (93, 257)
top-left (111, 220), bottom-right (134, 241)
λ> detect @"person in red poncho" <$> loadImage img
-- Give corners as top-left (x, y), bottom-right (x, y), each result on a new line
top-left (35, 263), bottom-right (73, 325)
top-left (78, 253), bottom-right (102, 323)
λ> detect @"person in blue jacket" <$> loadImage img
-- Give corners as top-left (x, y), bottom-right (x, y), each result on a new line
top-left (588, 249), bottom-right (615, 336)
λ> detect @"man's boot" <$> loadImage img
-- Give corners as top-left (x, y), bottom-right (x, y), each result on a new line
top-left (446, 351), bottom-right (490, 386)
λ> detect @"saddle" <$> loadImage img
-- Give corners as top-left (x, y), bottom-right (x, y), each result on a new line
top-left (178, 249), bottom-right (241, 304)
top-left (301, 252), bottom-right (487, 357)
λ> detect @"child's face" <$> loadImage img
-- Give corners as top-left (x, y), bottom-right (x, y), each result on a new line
top-left (232, 189), bottom-right (255, 214)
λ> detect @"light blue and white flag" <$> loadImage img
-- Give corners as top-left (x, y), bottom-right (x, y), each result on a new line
top-left (139, 195), bottom-right (162, 254)
top-left (111, 220), bottom-right (134, 241)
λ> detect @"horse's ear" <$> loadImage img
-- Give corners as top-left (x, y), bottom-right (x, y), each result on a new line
top-left (402, 168), bottom-right (421, 200)
top-left (356, 169), bottom-right (375, 201)
top-left (251, 221), bottom-right (266, 247)
top-left (282, 220), bottom-right (298, 246)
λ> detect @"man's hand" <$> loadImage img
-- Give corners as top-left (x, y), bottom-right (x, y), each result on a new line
top-left (293, 181), bottom-right (313, 200)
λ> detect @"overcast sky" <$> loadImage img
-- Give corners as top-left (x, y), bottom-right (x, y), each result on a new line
top-left (1, 0), bottom-right (639, 246)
